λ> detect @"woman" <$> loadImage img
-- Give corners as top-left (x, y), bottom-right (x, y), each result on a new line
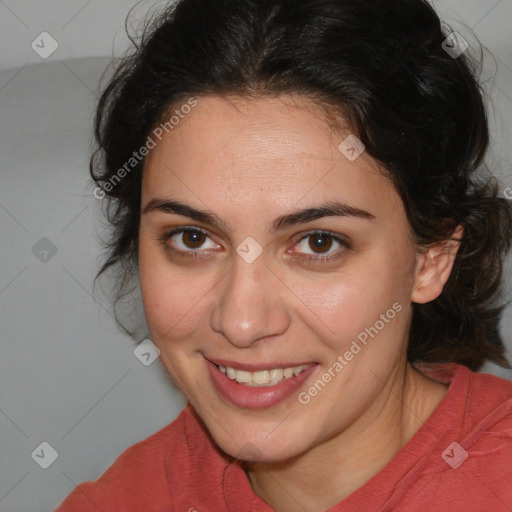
top-left (56, 0), bottom-right (512, 510)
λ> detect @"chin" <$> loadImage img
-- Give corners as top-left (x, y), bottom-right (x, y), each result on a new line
top-left (202, 415), bottom-right (314, 464)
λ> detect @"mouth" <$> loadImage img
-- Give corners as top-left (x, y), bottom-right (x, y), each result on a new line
top-left (205, 357), bottom-right (319, 409)
top-left (216, 363), bottom-right (309, 387)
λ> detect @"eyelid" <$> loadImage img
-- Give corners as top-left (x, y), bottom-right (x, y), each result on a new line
top-left (294, 229), bottom-right (351, 247)
top-left (166, 225), bottom-right (212, 238)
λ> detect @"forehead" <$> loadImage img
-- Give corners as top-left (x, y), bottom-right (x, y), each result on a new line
top-left (141, 95), bottom-right (401, 220)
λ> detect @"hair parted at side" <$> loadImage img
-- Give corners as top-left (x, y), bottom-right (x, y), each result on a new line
top-left (90, 0), bottom-right (512, 371)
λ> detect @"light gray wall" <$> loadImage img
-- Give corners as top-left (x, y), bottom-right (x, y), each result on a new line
top-left (0, 0), bottom-right (158, 72)
top-left (1, 1), bottom-right (511, 511)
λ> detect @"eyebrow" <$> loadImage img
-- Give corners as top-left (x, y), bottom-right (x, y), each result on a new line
top-left (142, 198), bottom-right (375, 232)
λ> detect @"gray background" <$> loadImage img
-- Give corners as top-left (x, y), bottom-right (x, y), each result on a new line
top-left (1, 1), bottom-right (511, 511)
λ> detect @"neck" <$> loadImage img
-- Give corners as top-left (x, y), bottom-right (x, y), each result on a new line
top-left (244, 361), bottom-right (448, 512)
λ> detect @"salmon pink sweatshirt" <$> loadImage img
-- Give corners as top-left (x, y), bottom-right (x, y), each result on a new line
top-left (55, 363), bottom-right (512, 511)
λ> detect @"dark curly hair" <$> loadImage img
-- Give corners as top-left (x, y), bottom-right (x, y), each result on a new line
top-left (90, 0), bottom-right (512, 371)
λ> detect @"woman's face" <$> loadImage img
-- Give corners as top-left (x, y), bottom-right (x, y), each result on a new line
top-left (138, 95), bottom-right (421, 462)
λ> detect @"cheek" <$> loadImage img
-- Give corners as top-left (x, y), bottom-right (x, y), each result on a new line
top-left (138, 246), bottom-right (214, 342)
top-left (289, 250), bottom-right (413, 354)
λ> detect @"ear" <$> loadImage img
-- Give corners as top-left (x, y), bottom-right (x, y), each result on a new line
top-left (411, 225), bottom-right (464, 304)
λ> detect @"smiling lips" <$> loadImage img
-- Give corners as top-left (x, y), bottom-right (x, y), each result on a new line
top-left (205, 358), bottom-right (318, 409)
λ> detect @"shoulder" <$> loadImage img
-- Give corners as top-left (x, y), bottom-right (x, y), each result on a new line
top-left (464, 365), bottom-right (512, 401)
top-left (420, 362), bottom-right (512, 415)
top-left (425, 363), bottom-right (512, 441)
top-left (420, 364), bottom-right (512, 510)
top-left (462, 367), bottom-right (512, 486)
top-left (458, 365), bottom-right (512, 434)
top-left (54, 405), bottom-right (200, 511)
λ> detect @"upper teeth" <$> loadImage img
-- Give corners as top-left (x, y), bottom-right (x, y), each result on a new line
top-left (218, 364), bottom-right (307, 386)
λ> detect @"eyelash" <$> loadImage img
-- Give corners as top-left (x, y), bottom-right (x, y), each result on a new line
top-left (158, 227), bottom-right (350, 264)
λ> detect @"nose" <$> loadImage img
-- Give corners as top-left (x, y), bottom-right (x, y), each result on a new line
top-left (210, 254), bottom-right (291, 348)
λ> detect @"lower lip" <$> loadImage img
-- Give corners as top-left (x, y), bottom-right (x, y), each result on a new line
top-left (205, 359), bottom-right (318, 409)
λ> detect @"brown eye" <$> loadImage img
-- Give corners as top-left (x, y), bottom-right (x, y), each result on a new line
top-left (182, 229), bottom-right (206, 249)
top-left (292, 231), bottom-right (349, 263)
top-left (308, 233), bottom-right (333, 253)
top-left (163, 227), bottom-right (220, 255)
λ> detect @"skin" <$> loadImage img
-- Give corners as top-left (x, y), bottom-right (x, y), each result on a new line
top-left (138, 94), bottom-right (462, 511)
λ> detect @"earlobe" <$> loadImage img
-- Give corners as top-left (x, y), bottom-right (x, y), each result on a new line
top-left (411, 225), bottom-right (464, 304)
